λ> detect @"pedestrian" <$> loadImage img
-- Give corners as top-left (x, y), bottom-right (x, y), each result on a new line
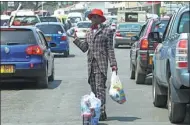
top-left (73, 9), bottom-right (118, 121)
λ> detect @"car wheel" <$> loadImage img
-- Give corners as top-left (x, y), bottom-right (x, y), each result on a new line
top-left (152, 72), bottom-right (167, 107)
top-left (48, 62), bottom-right (54, 82)
top-left (114, 44), bottom-right (118, 48)
top-left (64, 50), bottom-right (69, 57)
top-left (130, 60), bottom-right (135, 79)
top-left (168, 77), bottom-right (186, 123)
top-left (135, 60), bottom-right (146, 84)
top-left (37, 66), bottom-right (48, 88)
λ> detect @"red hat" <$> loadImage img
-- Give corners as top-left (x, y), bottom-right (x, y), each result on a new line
top-left (88, 9), bottom-right (106, 22)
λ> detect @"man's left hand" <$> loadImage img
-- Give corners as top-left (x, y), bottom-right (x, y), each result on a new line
top-left (112, 66), bottom-right (118, 74)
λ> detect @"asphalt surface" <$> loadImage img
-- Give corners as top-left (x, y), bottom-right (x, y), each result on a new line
top-left (1, 38), bottom-right (189, 125)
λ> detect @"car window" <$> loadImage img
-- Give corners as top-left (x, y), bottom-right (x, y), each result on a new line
top-left (178, 11), bottom-right (190, 33)
top-left (139, 23), bottom-right (147, 38)
top-left (118, 23), bottom-right (141, 31)
top-left (153, 20), bottom-right (169, 33)
top-left (37, 31), bottom-right (48, 48)
top-left (77, 22), bottom-right (91, 28)
top-left (1, 30), bottom-right (36, 45)
top-left (163, 14), bottom-right (174, 40)
top-left (36, 24), bottom-right (64, 34)
top-left (1, 19), bottom-right (9, 26)
top-left (13, 16), bottom-right (39, 25)
top-left (40, 17), bottom-right (58, 22)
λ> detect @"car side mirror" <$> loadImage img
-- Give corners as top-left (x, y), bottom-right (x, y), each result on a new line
top-left (66, 28), bottom-right (75, 38)
top-left (131, 36), bottom-right (139, 42)
top-left (148, 32), bottom-right (162, 43)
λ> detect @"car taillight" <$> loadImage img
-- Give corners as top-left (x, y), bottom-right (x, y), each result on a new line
top-left (140, 39), bottom-right (148, 50)
top-left (115, 31), bottom-right (121, 37)
top-left (61, 36), bottom-right (67, 41)
top-left (112, 24), bottom-right (116, 26)
top-left (26, 45), bottom-right (43, 55)
top-left (176, 39), bottom-right (188, 68)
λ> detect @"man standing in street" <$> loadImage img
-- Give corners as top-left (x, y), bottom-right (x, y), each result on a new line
top-left (73, 9), bottom-right (118, 121)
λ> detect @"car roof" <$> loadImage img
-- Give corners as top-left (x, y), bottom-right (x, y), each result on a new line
top-left (35, 22), bottom-right (62, 26)
top-left (40, 16), bottom-right (57, 18)
top-left (118, 22), bottom-right (142, 25)
top-left (1, 26), bottom-right (37, 31)
top-left (77, 21), bottom-right (91, 23)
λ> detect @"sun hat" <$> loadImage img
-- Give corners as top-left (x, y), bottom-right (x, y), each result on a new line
top-left (88, 9), bottom-right (106, 22)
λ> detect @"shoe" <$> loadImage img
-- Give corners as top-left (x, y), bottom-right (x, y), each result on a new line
top-left (99, 105), bottom-right (107, 121)
top-left (99, 111), bottom-right (107, 121)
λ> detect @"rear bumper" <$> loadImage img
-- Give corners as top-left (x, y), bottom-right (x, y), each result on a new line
top-left (175, 69), bottom-right (190, 88)
top-left (0, 68), bottom-right (45, 80)
top-left (50, 41), bottom-right (69, 53)
top-left (0, 62), bottom-right (46, 80)
top-left (138, 51), bottom-right (154, 74)
top-left (114, 37), bottom-right (132, 45)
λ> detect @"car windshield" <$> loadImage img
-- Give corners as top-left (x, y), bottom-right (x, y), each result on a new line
top-left (1, 30), bottom-right (36, 45)
top-left (77, 22), bottom-right (91, 28)
top-left (118, 23), bottom-right (141, 31)
top-left (40, 17), bottom-right (58, 22)
top-left (69, 17), bottom-right (81, 23)
top-left (13, 16), bottom-right (39, 25)
top-left (36, 24), bottom-right (64, 34)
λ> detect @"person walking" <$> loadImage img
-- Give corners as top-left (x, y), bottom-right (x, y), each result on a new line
top-left (73, 9), bottom-right (118, 121)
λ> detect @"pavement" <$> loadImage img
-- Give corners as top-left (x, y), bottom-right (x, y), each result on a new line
top-left (1, 38), bottom-right (189, 125)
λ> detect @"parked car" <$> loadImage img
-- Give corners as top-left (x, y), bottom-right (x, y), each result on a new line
top-left (35, 22), bottom-right (70, 57)
top-left (114, 22), bottom-right (142, 48)
top-left (40, 16), bottom-right (60, 22)
top-left (75, 21), bottom-right (91, 40)
top-left (130, 17), bottom-right (169, 84)
top-left (149, 6), bottom-right (189, 123)
top-left (0, 26), bottom-right (54, 88)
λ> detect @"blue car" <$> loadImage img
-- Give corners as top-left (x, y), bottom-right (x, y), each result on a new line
top-left (0, 26), bottom-right (54, 88)
top-left (35, 22), bottom-right (70, 57)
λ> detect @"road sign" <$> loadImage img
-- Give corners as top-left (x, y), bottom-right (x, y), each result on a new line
top-left (8, 2), bottom-right (14, 7)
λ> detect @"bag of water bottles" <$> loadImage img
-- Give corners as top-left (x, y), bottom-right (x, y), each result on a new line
top-left (81, 92), bottom-right (101, 125)
top-left (109, 71), bottom-right (126, 104)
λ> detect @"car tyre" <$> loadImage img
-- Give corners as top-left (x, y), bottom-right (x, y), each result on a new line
top-left (130, 61), bottom-right (135, 79)
top-left (168, 77), bottom-right (186, 123)
top-left (48, 62), bottom-right (54, 82)
top-left (135, 61), bottom-right (145, 84)
top-left (152, 72), bottom-right (167, 107)
top-left (37, 66), bottom-right (48, 88)
top-left (114, 44), bottom-right (118, 48)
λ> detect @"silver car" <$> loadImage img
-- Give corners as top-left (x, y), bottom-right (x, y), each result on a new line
top-left (113, 23), bottom-right (142, 48)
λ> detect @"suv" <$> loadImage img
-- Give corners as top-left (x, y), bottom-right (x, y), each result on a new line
top-left (130, 17), bottom-right (169, 84)
top-left (0, 26), bottom-right (54, 88)
top-left (149, 6), bottom-right (190, 123)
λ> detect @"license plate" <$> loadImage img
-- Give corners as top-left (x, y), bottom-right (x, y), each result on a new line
top-left (127, 33), bottom-right (134, 37)
top-left (149, 56), bottom-right (153, 65)
top-left (45, 36), bottom-right (52, 42)
top-left (0, 65), bottom-right (14, 73)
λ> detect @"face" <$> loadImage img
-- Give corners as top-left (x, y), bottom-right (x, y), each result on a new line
top-left (90, 14), bottom-right (102, 25)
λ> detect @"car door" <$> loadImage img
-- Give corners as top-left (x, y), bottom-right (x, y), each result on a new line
top-left (156, 14), bottom-right (175, 83)
top-left (37, 30), bottom-right (53, 76)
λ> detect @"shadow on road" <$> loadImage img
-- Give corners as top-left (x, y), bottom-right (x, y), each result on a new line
top-left (54, 54), bottom-right (75, 58)
top-left (107, 116), bottom-right (141, 122)
top-left (0, 80), bottom-right (62, 90)
top-left (115, 46), bottom-right (131, 49)
top-left (98, 123), bottom-right (108, 125)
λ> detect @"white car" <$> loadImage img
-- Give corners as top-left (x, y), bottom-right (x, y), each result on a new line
top-left (75, 21), bottom-right (91, 40)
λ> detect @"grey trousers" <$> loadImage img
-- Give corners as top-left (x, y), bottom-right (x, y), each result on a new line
top-left (89, 58), bottom-right (107, 106)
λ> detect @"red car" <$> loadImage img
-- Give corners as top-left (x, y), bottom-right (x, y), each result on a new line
top-left (129, 17), bottom-right (170, 84)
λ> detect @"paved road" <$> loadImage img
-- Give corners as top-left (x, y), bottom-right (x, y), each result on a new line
top-left (1, 39), bottom-right (189, 125)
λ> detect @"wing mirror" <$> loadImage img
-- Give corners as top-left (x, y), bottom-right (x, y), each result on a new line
top-left (66, 28), bottom-right (75, 38)
top-left (148, 32), bottom-right (162, 43)
top-left (131, 36), bottom-right (139, 42)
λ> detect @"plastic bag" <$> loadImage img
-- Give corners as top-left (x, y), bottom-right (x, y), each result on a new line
top-left (81, 92), bottom-right (101, 125)
top-left (109, 71), bottom-right (126, 104)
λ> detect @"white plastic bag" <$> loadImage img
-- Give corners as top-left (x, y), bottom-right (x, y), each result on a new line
top-left (109, 71), bottom-right (126, 104)
top-left (80, 92), bottom-right (101, 121)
